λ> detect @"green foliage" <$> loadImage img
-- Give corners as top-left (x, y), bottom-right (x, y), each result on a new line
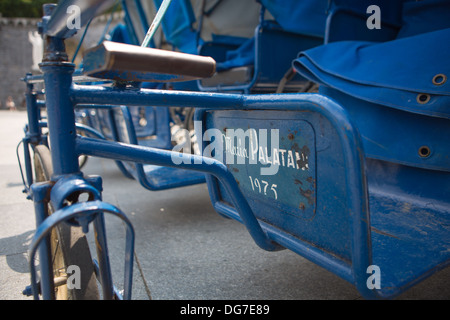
top-left (0, 0), bottom-right (122, 18)
top-left (0, 0), bottom-right (55, 18)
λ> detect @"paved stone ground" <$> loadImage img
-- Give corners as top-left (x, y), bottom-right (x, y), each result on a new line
top-left (1, 110), bottom-right (449, 300)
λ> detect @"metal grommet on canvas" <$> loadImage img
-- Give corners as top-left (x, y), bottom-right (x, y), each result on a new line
top-left (416, 93), bottom-right (431, 104)
top-left (432, 74), bottom-right (447, 86)
top-left (418, 146), bottom-right (431, 158)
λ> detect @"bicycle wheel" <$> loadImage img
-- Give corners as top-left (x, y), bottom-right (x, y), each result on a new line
top-left (33, 145), bottom-right (99, 300)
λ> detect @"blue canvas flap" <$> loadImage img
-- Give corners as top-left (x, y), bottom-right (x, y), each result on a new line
top-left (293, 27), bottom-right (450, 119)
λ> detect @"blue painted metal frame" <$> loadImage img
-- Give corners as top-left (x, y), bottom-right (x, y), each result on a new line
top-left (108, 105), bottom-right (206, 190)
top-left (67, 81), bottom-right (449, 299)
top-left (21, 0), bottom-right (449, 300)
top-left (194, 106), bottom-right (450, 299)
top-left (19, 78), bottom-right (44, 192)
top-left (29, 193), bottom-right (135, 300)
top-left (22, 3), bottom-right (136, 299)
top-left (195, 95), bottom-right (375, 298)
top-left (68, 83), bottom-right (378, 298)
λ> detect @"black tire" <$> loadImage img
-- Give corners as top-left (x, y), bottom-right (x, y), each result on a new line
top-left (33, 145), bottom-right (99, 300)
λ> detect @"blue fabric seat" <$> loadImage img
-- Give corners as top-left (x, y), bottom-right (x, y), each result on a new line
top-left (198, 0), bottom-right (328, 93)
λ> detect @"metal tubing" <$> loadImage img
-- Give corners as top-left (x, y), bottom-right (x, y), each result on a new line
top-left (39, 120), bottom-right (107, 140)
top-left (40, 61), bottom-right (80, 176)
top-left (22, 139), bottom-right (34, 189)
top-left (48, 174), bottom-right (116, 299)
top-left (22, 78), bottom-right (44, 188)
top-left (28, 200), bottom-right (135, 300)
top-left (245, 94), bottom-right (373, 297)
top-left (105, 108), bottom-right (137, 179)
top-left (93, 212), bottom-right (115, 300)
top-left (39, 41), bottom-right (374, 296)
top-left (71, 84), bottom-right (244, 109)
top-left (50, 174), bottom-right (101, 211)
top-left (25, 79), bottom-right (42, 142)
top-left (30, 182), bottom-right (55, 300)
top-left (200, 94), bottom-right (376, 298)
top-left (72, 83), bottom-right (374, 295)
top-left (75, 135), bottom-right (281, 252)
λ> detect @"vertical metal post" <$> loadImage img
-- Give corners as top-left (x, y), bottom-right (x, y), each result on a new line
top-left (85, 174), bottom-right (115, 300)
top-left (39, 38), bottom-right (80, 176)
top-left (22, 139), bottom-right (34, 189)
top-left (93, 213), bottom-right (115, 300)
top-left (31, 183), bottom-right (55, 300)
top-left (32, 4), bottom-right (78, 299)
top-left (25, 77), bottom-right (42, 142)
top-left (39, 40), bottom-right (116, 299)
top-left (23, 78), bottom-right (41, 187)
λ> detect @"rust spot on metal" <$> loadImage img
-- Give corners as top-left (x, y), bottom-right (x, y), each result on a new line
top-left (306, 176), bottom-right (316, 188)
top-left (302, 145), bottom-right (310, 156)
top-left (299, 187), bottom-right (314, 206)
top-left (232, 167), bottom-right (239, 173)
top-left (288, 133), bottom-right (294, 140)
top-left (294, 179), bottom-right (303, 185)
top-left (299, 203), bottom-right (306, 210)
top-left (371, 226), bottom-right (400, 239)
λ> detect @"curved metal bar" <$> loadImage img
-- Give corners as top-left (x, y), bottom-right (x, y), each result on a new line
top-left (193, 95), bottom-right (371, 289)
top-left (28, 200), bottom-right (135, 300)
top-left (39, 120), bottom-right (107, 140)
top-left (74, 88), bottom-right (377, 298)
top-left (243, 94), bottom-right (375, 299)
top-left (75, 135), bottom-right (282, 252)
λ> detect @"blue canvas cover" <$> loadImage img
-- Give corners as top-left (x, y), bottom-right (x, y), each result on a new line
top-left (293, 0), bottom-right (450, 119)
top-left (260, 0), bottom-right (328, 38)
top-left (397, 0), bottom-right (450, 38)
top-left (216, 0), bottom-right (328, 72)
top-left (153, 0), bottom-right (199, 53)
